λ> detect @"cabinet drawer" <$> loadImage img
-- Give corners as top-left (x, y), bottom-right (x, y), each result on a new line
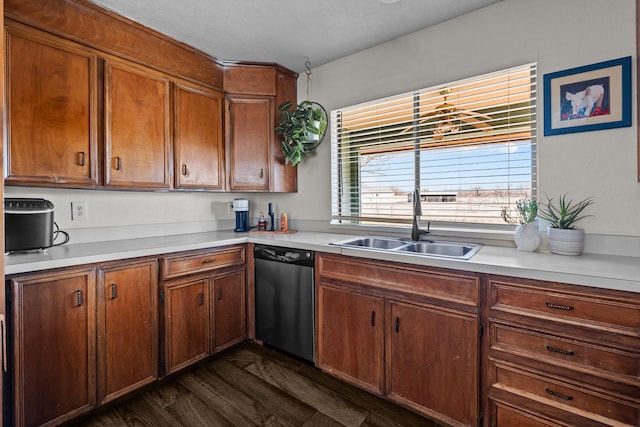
top-left (492, 361), bottom-right (639, 426)
top-left (489, 278), bottom-right (640, 336)
top-left (491, 321), bottom-right (639, 386)
top-left (161, 246), bottom-right (245, 279)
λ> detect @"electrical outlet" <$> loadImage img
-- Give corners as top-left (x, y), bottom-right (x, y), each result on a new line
top-left (71, 201), bottom-right (88, 221)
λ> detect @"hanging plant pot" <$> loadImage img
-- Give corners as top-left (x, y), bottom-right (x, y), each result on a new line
top-left (275, 101), bottom-right (328, 166)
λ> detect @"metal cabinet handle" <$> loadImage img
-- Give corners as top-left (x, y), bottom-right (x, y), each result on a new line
top-left (395, 317), bottom-right (400, 333)
top-left (76, 290), bottom-right (84, 307)
top-left (182, 164), bottom-right (188, 176)
top-left (198, 292), bottom-right (204, 306)
top-left (545, 388), bottom-right (573, 401)
top-left (110, 283), bottom-right (117, 300)
top-left (260, 168), bottom-right (264, 178)
top-left (217, 288), bottom-right (222, 301)
top-left (545, 302), bottom-right (574, 311)
top-left (370, 310), bottom-right (376, 327)
top-left (546, 345), bottom-right (574, 356)
top-left (202, 259), bottom-right (215, 264)
top-left (78, 151), bottom-right (86, 166)
top-left (0, 314), bottom-right (7, 372)
top-left (114, 156), bottom-right (121, 171)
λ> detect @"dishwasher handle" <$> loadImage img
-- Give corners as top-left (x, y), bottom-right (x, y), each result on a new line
top-left (254, 245), bottom-right (314, 267)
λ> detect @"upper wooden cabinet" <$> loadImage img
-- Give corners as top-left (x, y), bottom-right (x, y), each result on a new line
top-left (104, 59), bottom-right (171, 190)
top-left (5, 23), bottom-right (99, 187)
top-left (224, 64), bottom-right (298, 192)
top-left (226, 94), bottom-right (273, 191)
top-left (174, 83), bottom-right (225, 190)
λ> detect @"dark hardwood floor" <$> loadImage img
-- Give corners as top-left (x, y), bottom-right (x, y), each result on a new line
top-left (77, 342), bottom-right (443, 427)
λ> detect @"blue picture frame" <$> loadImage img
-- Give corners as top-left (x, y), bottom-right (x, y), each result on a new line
top-left (543, 56), bottom-right (631, 136)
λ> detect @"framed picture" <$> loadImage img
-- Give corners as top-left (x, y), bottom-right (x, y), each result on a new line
top-left (543, 56), bottom-right (631, 136)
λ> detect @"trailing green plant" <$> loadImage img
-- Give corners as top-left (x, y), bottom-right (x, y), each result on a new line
top-left (501, 197), bottom-right (538, 224)
top-left (538, 194), bottom-right (594, 229)
top-left (275, 101), bottom-right (328, 166)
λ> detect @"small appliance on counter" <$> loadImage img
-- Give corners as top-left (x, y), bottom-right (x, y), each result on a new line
top-left (232, 198), bottom-right (250, 232)
top-left (5, 198), bottom-right (56, 252)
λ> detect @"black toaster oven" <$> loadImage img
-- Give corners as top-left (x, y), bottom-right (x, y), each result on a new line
top-left (4, 198), bottom-right (55, 252)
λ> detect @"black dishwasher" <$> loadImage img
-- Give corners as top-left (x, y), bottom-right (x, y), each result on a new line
top-left (254, 245), bottom-right (314, 362)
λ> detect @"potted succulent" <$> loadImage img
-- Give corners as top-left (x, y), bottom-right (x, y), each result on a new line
top-left (275, 101), bottom-right (328, 166)
top-left (501, 197), bottom-right (541, 252)
top-left (538, 194), bottom-right (594, 255)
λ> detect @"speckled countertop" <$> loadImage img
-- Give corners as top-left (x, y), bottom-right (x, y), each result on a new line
top-left (5, 231), bottom-right (639, 293)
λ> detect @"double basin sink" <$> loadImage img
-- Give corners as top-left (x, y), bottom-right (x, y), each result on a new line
top-left (331, 236), bottom-right (483, 260)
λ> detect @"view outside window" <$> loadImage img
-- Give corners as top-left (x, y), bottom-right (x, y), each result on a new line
top-left (331, 63), bottom-right (537, 226)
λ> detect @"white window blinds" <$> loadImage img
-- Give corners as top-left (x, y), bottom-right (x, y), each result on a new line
top-left (331, 63), bottom-right (537, 226)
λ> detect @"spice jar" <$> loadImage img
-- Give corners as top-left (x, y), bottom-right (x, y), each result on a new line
top-left (280, 212), bottom-right (288, 231)
top-left (258, 213), bottom-right (267, 231)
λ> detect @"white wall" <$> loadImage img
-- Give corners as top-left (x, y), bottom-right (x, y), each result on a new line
top-left (7, 0), bottom-right (639, 238)
top-left (262, 0), bottom-right (640, 237)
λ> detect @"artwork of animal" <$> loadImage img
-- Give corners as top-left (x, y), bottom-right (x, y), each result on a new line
top-left (565, 84), bottom-right (605, 118)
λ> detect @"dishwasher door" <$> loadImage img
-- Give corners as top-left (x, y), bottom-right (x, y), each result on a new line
top-left (254, 245), bottom-right (314, 362)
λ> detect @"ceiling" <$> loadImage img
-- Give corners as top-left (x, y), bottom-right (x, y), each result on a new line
top-left (89, 0), bottom-right (501, 74)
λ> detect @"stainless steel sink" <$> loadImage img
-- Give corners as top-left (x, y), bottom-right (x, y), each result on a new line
top-left (396, 241), bottom-right (482, 259)
top-left (333, 236), bottom-right (408, 250)
top-left (331, 236), bottom-right (483, 260)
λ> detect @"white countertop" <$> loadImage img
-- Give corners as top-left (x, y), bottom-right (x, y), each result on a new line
top-left (5, 230), bottom-right (639, 293)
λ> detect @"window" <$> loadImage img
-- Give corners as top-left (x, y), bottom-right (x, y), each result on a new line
top-left (331, 63), bottom-right (537, 227)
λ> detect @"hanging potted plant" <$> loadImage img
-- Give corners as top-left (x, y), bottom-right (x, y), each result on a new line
top-left (538, 194), bottom-right (594, 255)
top-left (501, 197), bottom-right (541, 252)
top-left (275, 100), bottom-right (328, 166)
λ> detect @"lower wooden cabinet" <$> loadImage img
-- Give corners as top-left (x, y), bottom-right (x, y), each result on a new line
top-left (388, 301), bottom-right (479, 426)
top-left (164, 276), bottom-right (210, 374)
top-left (11, 268), bottom-right (97, 427)
top-left (10, 259), bottom-right (159, 427)
top-left (317, 285), bottom-right (385, 394)
top-left (316, 253), bottom-right (481, 427)
top-left (486, 275), bottom-right (640, 427)
top-left (160, 246), bottom-right (246, 375)
top-left (97, 260), bottom-right (159, 405)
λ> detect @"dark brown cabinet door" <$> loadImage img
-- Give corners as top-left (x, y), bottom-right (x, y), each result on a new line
top-left (6, 25), bottom-right (98, 187)
top-left (97, 261), bottom-right (158, 404)
top-left (174, 83), bottom-right (224, 190)
top-left (211, 269), bottom-right (246, 353)
top-left (387, 301), bottom-right (479, 427)
top-left (12, 269), bottom-right (96, 427)
top-left (164, 277), bottom-right (209, 375)
top-left (317, 284), bottom-right (385, 395)
top-left (226, 95), bottom-right (272, 191)
top-left (104, 59), bottom-right (171, 189)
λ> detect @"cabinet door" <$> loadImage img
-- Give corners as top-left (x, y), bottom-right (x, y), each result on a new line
top-left (174, 83), bottom-right (224, 190)
top-left (12, 269), bottom-right (96, 427)
top-left (317, 284), bottom-right (385, 395)
top-left (226, 95), bottom-right (272, 191)
top-left (211, 269), bottom-right (246, 353)
top-left (164, 276), bottom-right (209, 375)
top-left (388, 301), bottom-right (479, 427)
top-left (97, 261), bottom-right (158, 404)
top-left (6, 26), bottom-right (98, 187)
top-left (104, 59), bottom-right (171, 189)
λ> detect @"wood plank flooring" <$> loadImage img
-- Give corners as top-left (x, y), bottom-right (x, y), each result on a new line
top-left (77, 342), bottom-right (443, 427)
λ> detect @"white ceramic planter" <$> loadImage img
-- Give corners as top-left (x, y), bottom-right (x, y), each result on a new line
top-left (513, 219), bottom-right (541, 252)
top-left (547, 227), bottom-right (585, 256)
